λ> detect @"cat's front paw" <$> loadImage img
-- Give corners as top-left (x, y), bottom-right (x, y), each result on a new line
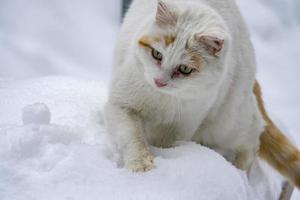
top-left (125, 153), bottom-right (154, 172)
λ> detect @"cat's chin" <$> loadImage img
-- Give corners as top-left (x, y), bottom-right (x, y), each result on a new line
top-left (154, 87), bottom-right (178, 95)
top-left (152, 86), bottom-right (199, 100)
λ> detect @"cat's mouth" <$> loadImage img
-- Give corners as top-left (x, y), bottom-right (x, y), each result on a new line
top-left (144, 74), bottom-right (179, 93)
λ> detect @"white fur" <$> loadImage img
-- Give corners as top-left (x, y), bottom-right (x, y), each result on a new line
top-left (105, 0), bottom-right (265, 171)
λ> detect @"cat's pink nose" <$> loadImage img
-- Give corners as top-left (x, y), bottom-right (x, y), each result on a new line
top-left (154, 78), bottom-right (167, 87)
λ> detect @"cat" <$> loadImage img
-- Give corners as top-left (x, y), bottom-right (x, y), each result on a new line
top-left (104, 0), bottom-right (300, 188)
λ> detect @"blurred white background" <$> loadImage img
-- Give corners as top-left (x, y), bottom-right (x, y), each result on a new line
top-left (1, 0), bottom-right (299, 140)
top-left (0, 0), bottom-right (299, 198)
top-left (0, 0), bottom-right (120, 82)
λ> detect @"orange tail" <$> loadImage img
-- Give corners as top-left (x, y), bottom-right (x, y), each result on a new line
top-left (254, 81), bottom-right (300, 188)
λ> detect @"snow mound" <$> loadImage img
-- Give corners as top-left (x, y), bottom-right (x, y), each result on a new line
top-left (22, 103), bottom-right (51, 125)
top-left (0, 77), bottom-right (282, 200)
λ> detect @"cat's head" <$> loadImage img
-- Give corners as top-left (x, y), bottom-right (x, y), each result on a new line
top-left (135, 0), bottom-right (231, 97)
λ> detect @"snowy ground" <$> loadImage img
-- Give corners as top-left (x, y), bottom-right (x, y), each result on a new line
top-left (0, 77), bottom-right (282, 200)
top-left (0, 0), bottom-right (299, 199)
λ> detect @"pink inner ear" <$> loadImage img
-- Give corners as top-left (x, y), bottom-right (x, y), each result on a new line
top-left (156, 0), bottom-right (177, 26)
top-left (195, 34), bottom-right (224, 56)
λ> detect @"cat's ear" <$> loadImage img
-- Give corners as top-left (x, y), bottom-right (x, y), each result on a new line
top-left (156, 0), bottom-right (178, 27)
top-left (194, 34), bottom-right (224, 57)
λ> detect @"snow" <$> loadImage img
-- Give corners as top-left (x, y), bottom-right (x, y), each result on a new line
top-left (22, 103), bottom-right (51, 125)
top-left (0, 77), bottom-right (282, 200)
top-left (0, 0), bottom-right (299, 199)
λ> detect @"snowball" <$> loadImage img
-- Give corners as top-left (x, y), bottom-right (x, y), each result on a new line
top-left (22, 103), bottom-right (51, 125)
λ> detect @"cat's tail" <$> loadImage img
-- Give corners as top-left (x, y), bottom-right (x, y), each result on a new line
top-left (254, 81), bottom-right (300, 188)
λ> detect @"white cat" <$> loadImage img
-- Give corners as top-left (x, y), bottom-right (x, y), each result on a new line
top-left (105, 0), bottom-right (300, 187)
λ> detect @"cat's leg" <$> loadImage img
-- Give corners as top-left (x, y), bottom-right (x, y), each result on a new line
top-left (105, 103), bottom-right (154, 172)
top-left (234, 147), bottom-right (257, 171)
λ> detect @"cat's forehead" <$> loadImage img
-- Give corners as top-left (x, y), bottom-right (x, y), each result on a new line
top-left (140, 25), bottom-right (190, 48)
top-left (139, 34), bottom-right (176, 47)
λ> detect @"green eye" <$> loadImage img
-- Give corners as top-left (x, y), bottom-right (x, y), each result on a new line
top-left (151, 49), bottom-right (163, 61)
top-left (178, 65), bottom-right (193, 75)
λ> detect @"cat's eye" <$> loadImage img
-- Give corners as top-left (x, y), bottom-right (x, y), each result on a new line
top-left (151, 49), bottom-right (163, 61)
top-left (178, 65), bottom-right (193, 75)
